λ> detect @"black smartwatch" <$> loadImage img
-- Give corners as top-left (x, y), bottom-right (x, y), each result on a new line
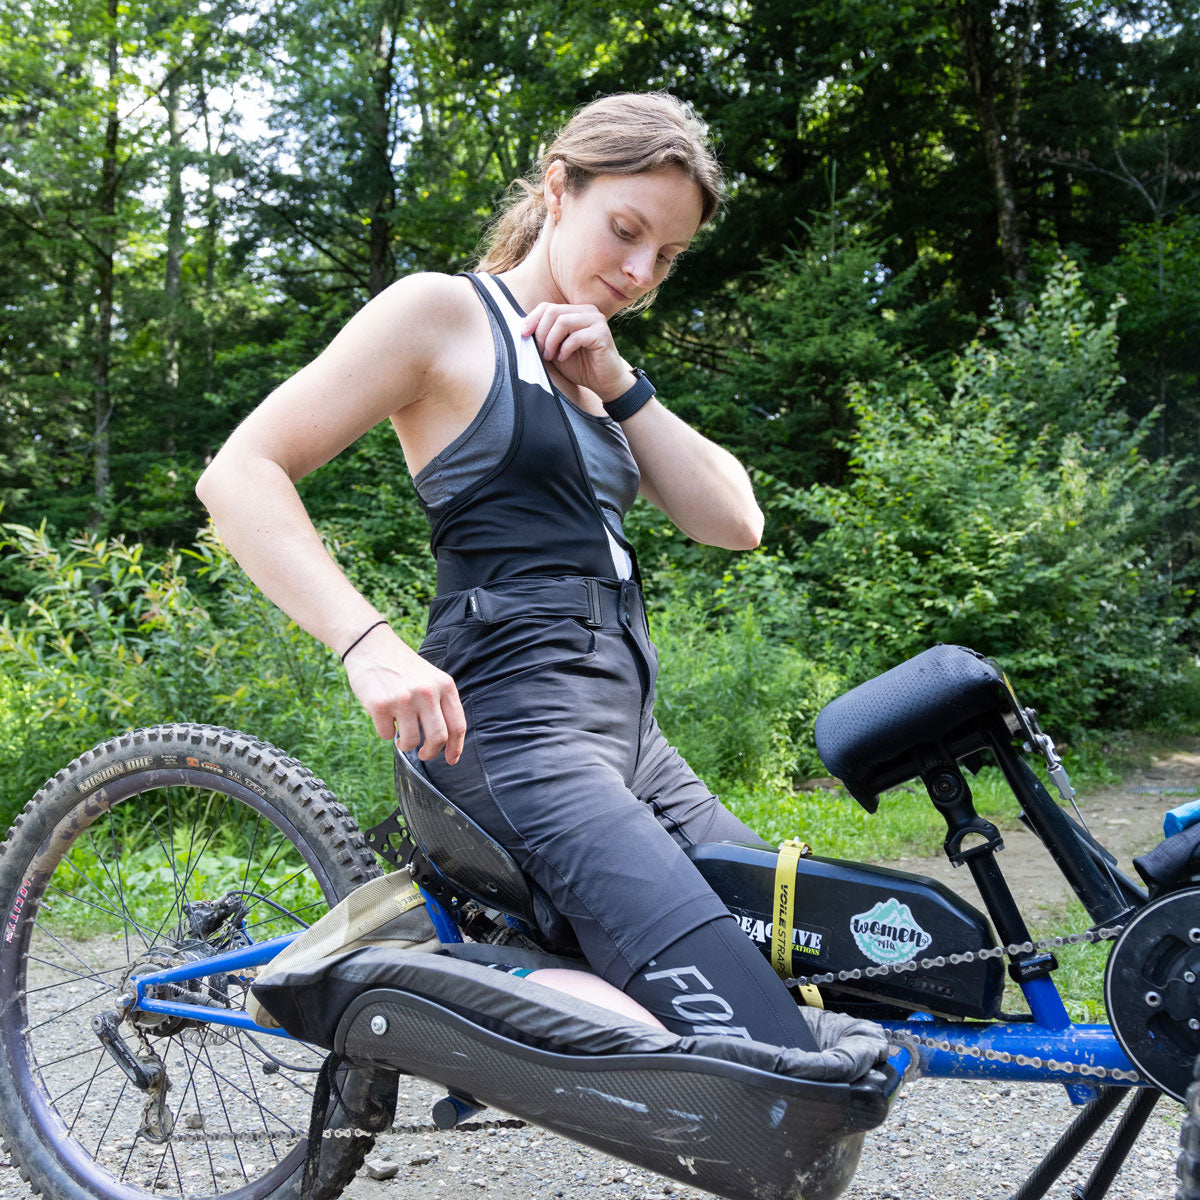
top-left (603, 368), bottom-right (656, 422)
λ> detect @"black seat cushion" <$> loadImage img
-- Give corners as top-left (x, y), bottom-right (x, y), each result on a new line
top-left (814, 644), bottom-right (1014, 811)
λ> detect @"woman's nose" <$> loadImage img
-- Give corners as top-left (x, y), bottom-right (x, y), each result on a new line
top-left (623, 247), bottom-right (656, 289)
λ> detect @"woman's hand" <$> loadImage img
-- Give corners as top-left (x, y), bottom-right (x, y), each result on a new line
top-left (343, 625), bottom-right (467, 764)
top-left (521, 302), bottom-right (635, 402)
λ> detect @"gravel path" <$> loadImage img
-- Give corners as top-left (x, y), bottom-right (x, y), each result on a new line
top-left (2, 1072), bottom-right (1176, 1200)
top-left (1, 748), bottom-right (1194, 1200)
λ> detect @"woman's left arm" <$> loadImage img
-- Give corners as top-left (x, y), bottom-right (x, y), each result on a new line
top-left (620, 398), bottom-right (763, 550)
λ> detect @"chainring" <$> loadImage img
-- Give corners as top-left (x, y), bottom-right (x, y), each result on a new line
top-left (1104, 885), bottom-right (1200, 1101)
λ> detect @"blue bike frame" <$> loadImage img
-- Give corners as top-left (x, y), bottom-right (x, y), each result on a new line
top-left (129, 887), bottom-right (1140, 1105)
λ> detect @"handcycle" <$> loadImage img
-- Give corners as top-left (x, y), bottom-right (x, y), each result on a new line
top-left (0, 643), bottom-right (1197, 1200)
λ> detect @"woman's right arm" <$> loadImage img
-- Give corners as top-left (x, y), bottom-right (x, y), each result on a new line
top-left (195, 273), bottom-right (467, 763)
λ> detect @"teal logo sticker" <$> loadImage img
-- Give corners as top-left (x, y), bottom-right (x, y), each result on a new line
top-left (850, 898), bottom-right (932, 965)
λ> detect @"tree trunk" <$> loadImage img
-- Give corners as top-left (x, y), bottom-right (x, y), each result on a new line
top-left (90, 0), bottom-right (120, 531)
top-left (367, 21), bottom-right (398, 297)
top-left (199, 74), bottom-right (218, 400)
top-left (162, 65), bottom-right (184, 454)
top-left (954, 0), bottom-right (1029, 298)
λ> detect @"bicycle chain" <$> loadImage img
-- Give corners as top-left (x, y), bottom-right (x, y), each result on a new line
top-left (790, 923), bottom-right (1144, 1083)
top-left (163, 1117), bottom-right (528, 1143)
top-left (146, 921), bottom-right (1141, 1149)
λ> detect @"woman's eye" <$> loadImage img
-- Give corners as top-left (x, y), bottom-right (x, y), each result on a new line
top-left (615, 224), bottom-right (633, 240)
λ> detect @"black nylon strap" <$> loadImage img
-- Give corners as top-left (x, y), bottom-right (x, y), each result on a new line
top-left (430, 576), bottom-right (634, 629)
top-left (603, 368), bottom-right (656, 422)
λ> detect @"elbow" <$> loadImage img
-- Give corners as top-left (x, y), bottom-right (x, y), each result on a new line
top-left (194, 458), bottom-right (221, 511)
top-left (714, 509), bottom-right (763, 552)
top-left (195, 451), bottom-right (242, 515)
top-left (734, 506), bottom-right (764, 551)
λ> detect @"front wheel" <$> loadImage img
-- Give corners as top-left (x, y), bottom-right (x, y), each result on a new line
top-left (0, 724), bottom-right (383, 1200)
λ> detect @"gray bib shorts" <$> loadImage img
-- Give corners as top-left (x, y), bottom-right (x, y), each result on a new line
top-left (416, 274), bottom-right (767, 989)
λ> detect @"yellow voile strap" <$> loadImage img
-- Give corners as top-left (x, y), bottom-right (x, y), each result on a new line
top-left (771, 837), bottom-right (823, 1008)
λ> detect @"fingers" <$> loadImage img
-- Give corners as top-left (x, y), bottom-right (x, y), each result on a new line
top-left (347, 642), bottom-right (467, 765)
top-left (441, 688), bottom-right (468, 765)
top-left (522, 304), bottom-right (608, 362)
top-left (385, 674), bottom-right (467, 765)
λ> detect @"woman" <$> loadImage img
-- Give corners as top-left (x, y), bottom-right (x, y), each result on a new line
top-left (198, 92), bottom-right (816, 1051)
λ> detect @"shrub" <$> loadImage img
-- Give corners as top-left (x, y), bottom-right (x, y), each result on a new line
top-left (790, 261), bottom-right (1193, 726)
top-left (651, 597), bottom-right (844, 796)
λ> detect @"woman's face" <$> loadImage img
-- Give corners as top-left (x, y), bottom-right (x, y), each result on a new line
top-left (545, 166), bottom-right (704, 317)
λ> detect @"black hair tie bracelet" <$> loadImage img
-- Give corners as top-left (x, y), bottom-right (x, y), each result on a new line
top-left (340, 619), bottom-right (389, 663)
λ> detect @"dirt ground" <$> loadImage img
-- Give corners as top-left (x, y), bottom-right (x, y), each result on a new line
top-left (882, 740), bottom-right (1200, 920)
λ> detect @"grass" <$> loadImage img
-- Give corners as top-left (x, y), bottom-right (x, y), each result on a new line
top-left (726, 740), bottom-right (1112, 864)
top-left (1014, 899), bottom-right (1111, 1022)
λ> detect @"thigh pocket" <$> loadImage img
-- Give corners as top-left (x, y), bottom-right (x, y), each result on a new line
top-left (446, 617), bottom-right (597, 694)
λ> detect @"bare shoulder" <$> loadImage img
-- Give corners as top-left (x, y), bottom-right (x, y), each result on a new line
top-left (347, 272), bottom-right (483, 354)
top-left (213, 273), bottom-right (488, 483)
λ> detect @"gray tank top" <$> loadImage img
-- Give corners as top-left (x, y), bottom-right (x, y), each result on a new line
top-left (413, 277), bottom-right (641, 578)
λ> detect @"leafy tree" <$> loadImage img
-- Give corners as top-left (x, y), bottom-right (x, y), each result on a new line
top-left (792, 261), bottom-right (1191, 724)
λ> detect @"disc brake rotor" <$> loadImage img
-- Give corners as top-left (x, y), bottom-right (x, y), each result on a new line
top-left (1104, 885), bottom-right (1200, 1101)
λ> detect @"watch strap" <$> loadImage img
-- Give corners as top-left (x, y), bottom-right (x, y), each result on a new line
top-left (603, 368), bottom-right (656, 422)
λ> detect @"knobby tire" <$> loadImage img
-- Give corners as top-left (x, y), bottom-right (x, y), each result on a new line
top-left (0, 724), bottom-right (383, 1200)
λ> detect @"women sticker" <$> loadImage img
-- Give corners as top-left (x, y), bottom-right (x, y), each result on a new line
top-left (850, 897), bottom-right (932, 965)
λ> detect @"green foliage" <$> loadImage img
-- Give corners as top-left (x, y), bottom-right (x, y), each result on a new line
top-left (684, 207), bottom-right (934, 490)
top-left (651, 597), bottom-right (843, 797)
top-left (0, 523), bottom-right (399, 831)
top-left (791, 261), bottom-right (1193, 725)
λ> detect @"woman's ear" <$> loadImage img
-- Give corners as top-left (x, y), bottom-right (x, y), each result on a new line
top-left (543, 160), bottom-right (565, 223)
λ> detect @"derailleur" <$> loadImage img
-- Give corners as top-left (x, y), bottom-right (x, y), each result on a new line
top-left (91, 1009), bottom-right (175, 1143)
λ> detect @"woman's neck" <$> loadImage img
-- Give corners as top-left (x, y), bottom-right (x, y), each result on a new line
top-left (493, 232), bottom-right (564, 313)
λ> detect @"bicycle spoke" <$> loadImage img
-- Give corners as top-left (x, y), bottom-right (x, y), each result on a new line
top-left (41, 881), bottom-right (162, 946)
top-left (238, 833), bottom-right (293, 916)
top-left (105, 809), bottom-right (140, 960)
top-left (65, 1045), bottom-right (104, 1137)
top-left (203, 1040), bottom-right (250, 1181)
top-left (26, 990), bottom-right (122, 1036)
top-left (241, 896), bottom-right (325, 938)
top-left (159, 1137), bottom-right (185, 1197)
top-left (22, 950), bottom-right (125, 993)
top-left (173, 1039), bottom-right (226, 1195)
top-left (237, 1032), bottom-right (283, 1163)
top-left (36, 1042), bottom-right (115, 1073)
top-left (168, 789), bottom-right (234, 941)
top-left (175, 1034), bottom-right (310, 1130)
top-left (45, 1054), bottom-right (125, 1111)
top-left (139, 788), bottom-right (186, 925)
top-left (239, 812), bottom-right (264, 919)
top-left (50, 858), bottom-right (163, 946)
top-left (92, 1074), bottom-right (130, 1166)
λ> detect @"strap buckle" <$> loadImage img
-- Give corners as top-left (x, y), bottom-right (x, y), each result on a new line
top-left (583, 579), bottom-right (603, 627)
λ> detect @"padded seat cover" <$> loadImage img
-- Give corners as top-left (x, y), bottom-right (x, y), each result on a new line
top-left (815, 644), bottom-right (1013, 810)
top-left (251, 945), bottom-right (889, 1084)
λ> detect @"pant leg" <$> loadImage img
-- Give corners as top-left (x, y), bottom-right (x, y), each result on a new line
top-left (623, 915), bottom-right (819, 1050)
top-left (422, 616), bottom-right (731, 987)
top-left (630, 713), bottom-right (772, 850)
